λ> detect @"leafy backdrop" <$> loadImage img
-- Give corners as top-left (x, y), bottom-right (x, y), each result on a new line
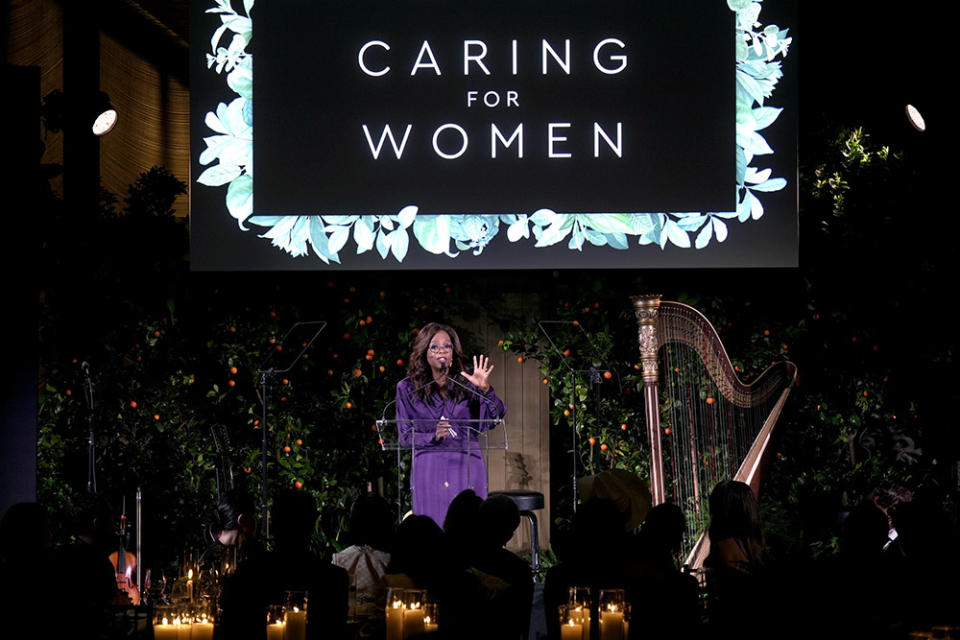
top-left (36, 128), bottom-right (956, 571)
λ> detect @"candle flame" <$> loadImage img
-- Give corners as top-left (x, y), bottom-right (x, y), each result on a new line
top-left (293, 607), bottom-right (300, 613)
top-left (567, 619), bottom-right (575, 626)
top-left (161, 617), bottom-right (169, 625)
top-left (392, 600), bottom-right (402, 609)
top-left (425, 616), bottom-right (432, 624)
top-left (187, 569), bottom-right (194, 580)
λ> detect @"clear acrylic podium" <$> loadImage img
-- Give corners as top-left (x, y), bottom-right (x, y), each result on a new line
top-left (374, 417), bottom-right (508, 522)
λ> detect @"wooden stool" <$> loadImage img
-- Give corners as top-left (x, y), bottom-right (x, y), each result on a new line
top-left (489, 490), bottom-right (544, 580)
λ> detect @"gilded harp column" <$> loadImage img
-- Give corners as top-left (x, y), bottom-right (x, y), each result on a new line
top-left (632, 295), bottom-right (666, 505)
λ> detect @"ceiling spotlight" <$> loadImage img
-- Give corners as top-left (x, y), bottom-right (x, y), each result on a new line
top-left (905, 104), bottom-right (925, 132)
top-left (91, 92), bottom-right (118, 136)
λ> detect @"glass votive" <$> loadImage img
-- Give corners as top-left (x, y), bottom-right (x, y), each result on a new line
top-left (385, 588), bottom-right (405, 640)
top-left (266, 605), bottom-right (285, 640)
top-left (401, 589), bottom-right (427, 639)
top-left (423, 602), bottom-right (439, 634)
top-left (598, 589), bottom-right (627, 640)
top-left (189, 606), bottom-right (214, 640)
top-left (558, 604), bottom-right (587, 640)
top-left (283, 591), bottom-right (308, 640)
top-left (153, 605), bottom-right (178, 640)
top-left (567, 586), bottom-right (592, 609)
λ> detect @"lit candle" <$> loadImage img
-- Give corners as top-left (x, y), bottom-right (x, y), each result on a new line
top-left (285, 606), bottom-right (307, 640)
top-left (600, 605), bottom-right (624, 640)
top-left (175, 617), bottom-right (192, 640)
top-left (190, 619), bottom-right (214, 640)
top-left (386, 600), bottom-right (404, 640)
top-left (186, 569), bottom-right (194, 602)
top-left (154, 618), bottom-right (178, 640)
top-left (423, 615), bottom-right (438, 634)
top-left (572, 605), bottom-right (590, 640)
top-left (402, 603), bottom-right (425, 639)
top-left (561, 618), bottom-right (584, 640)
top-left (266, 620), bottom-right (285, 640)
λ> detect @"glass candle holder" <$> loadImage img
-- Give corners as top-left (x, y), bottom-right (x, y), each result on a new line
top-left (598, 589), bottom-right (627, 640)
top-left (385, 588), bottom-right (405, 640)
top-left (558, 603), bottom-right (588, 640)
top-left (401, 589), bottom-right (427, 639)
top-left (153, 605), bottom-right (178, 640)
top-left (423, 602), bottom-right (439, 634)
top-left (266, 605), bottom-right (285, 640)
top-left (283, 591), bottom-right (308, 640)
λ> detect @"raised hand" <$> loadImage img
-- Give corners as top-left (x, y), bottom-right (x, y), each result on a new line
top-left (461, 354), bottom-right (494, 392)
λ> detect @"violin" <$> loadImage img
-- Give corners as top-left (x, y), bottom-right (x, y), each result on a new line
top-left (109, 501), bottom-right (140, 604)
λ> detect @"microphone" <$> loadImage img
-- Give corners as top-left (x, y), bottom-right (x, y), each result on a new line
top-left (440, 361), bottom-right (448, 374)
top-left (82, 361), bottom-right (91, 376)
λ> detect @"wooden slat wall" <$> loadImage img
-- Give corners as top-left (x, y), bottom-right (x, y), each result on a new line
top-left (460, 301), bottom-right (551, 555)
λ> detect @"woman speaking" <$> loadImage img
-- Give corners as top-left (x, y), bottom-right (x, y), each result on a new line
top-left (396, 322), bottom-right (506, 527)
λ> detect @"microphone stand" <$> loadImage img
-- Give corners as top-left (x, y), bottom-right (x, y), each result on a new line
top-left (256, 321), bottom-right (326, 536)
top-left (82, 361), bottom-right (96, 494)
top-left (537, 322), bottom-right (611, 513)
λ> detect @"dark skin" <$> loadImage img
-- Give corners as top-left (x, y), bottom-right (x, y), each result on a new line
top-left (427, 330), bottom-right (494, 441)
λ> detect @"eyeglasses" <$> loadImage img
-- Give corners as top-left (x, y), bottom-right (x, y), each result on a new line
top-left (429, 343), bottom-right (453, 353)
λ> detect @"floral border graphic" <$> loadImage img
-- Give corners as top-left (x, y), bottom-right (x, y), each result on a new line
top-left (197, 0), bottom-right (791, 264)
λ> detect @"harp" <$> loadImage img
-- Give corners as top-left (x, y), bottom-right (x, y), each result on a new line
top-left (632, 295), bottom-right (798, 568)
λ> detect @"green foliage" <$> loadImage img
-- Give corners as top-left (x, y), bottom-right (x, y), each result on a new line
top-left (36, 123), bottom-right (953, 570)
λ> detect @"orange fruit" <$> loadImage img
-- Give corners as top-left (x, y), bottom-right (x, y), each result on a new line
top-left (603, 371), bottom-right (612, 379)
top-left (706, 397), bottom-right (715, 405)
top-left (600, 443), bottom-right (608, 451)
top-left (230, 366), bottom-right (238, 374)
top-left (588, 437), bottom-right (596, 446)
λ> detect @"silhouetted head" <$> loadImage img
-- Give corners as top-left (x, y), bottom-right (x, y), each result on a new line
top-left (348, 492), bottom-right (395, 551)
top-left (572, 498), bottom-right (628, 551)
top-left (478, 494), bottom-right (521, 549)
top-left (640, 502), bottom-right (686, 554)
top-left (708, 480), bottom-right (763, 547)
top-left (840, 501), bottom-right (889, 557)
top-left (387, 515), bottom-right (445, 587)
top-left (444, 489), bottom-right (483, 541)
top-left (271, 489), bottom-right (318, 549)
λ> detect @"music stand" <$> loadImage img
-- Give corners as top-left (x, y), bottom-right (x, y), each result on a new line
top-left (255, 321), bottom-right (326, 534)
top-left (375, 418), bottom-right (508, 523)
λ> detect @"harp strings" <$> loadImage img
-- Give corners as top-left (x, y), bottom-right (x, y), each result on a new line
top-left (657, 307), bottom-right (763, 558)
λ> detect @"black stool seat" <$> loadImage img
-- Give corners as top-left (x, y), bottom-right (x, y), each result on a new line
top-left (491, 490), bottom-right (544, 511)
top-left (490, 491), bottom-right (545, 581)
